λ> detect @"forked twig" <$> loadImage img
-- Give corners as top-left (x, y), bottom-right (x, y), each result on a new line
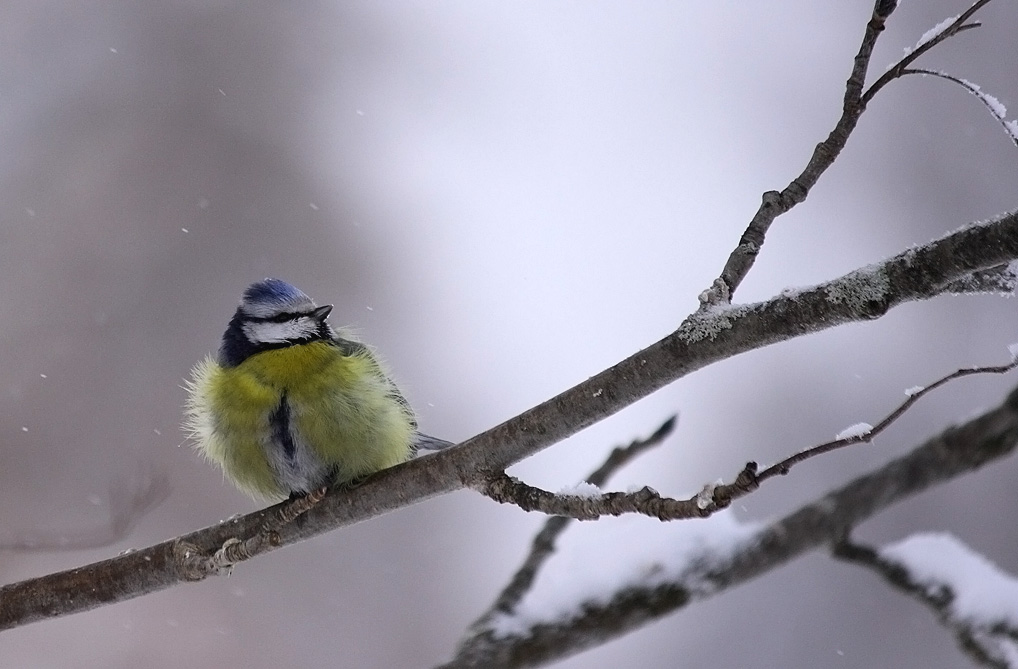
top-left (864, 0), bottom-right (993, 104)
top-left (707, 0), bottom-right (996, 306)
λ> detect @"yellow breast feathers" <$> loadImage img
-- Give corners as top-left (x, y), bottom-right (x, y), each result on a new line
top-left (186, 341), bottom-right (415, 500)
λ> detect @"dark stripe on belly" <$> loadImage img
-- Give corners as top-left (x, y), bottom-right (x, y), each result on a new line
top-left (270, 394), bottom-right (296, 461)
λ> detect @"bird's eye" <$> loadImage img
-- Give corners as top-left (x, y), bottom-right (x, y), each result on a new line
top-left (249, 311), bottom-right (303, 324)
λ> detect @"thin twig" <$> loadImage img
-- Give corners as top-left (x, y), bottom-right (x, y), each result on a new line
top-left (899, 68), bottom-right (1018, 148)
top-left (708, 0), bottom-right (997, 307)
top-left (480, 473), bottom-right (706, 521)
top-left (708, 0), bottom-right (896, 304)
top-left (863, 0), bottom-right (993, 104)
top-left (477, 356), bottom-right (1018, 520)
top-left (756, 357), bottom-right (1018, 483)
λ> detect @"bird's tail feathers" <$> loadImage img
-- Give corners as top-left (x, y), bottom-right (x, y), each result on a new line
top-left (413, 433), bottom-right (456, 451)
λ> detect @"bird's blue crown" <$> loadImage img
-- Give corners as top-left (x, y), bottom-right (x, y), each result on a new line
top-left (241, 278), bottom-right (315, 317)
top-left (244, 278), bottom-right (306, 305)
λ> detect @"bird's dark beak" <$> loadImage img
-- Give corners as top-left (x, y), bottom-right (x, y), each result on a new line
top-left (312, 304), bottom-right (333, 321)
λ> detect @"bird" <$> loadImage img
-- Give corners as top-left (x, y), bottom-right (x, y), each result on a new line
top-left (185, 278), bottom-right (450, 500)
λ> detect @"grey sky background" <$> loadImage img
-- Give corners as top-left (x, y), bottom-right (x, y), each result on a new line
top-left (1, 2), bottom-right (1016, 667)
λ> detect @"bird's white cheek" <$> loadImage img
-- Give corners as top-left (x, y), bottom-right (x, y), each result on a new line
top-left (243, 319), bottom-right (314, 344)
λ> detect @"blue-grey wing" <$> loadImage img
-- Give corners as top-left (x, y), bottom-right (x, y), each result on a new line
top-left (331, 334), bottom-right (453, 453)
top-left (331, 334), bottom-right (418, 429)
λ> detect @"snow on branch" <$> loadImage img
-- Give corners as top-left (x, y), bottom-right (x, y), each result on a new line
top-left (682, 209), bottom-right (1018, 351)
top-left (867, 0), bottom-right (992, 105)
top-left (441, 385), bottom-right (1018, 669)
top-left (463, 417), bottom-right (678, 637)
top-left (754, 352), bottom-right (1018, 479)
top-left (0, 0), bottom-right (1013, 640)
top-left (486, 510), bottom-right (758, 640)
top-left (943, 262), bottom-right (1018, 296)
top-left (834, 534), bottom-right (1018, 668)
top-left (899, 69), bottom-right (1018, 148)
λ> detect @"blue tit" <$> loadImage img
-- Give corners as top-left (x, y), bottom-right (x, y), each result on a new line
top-left (185, 278), bottom-right (450, 500)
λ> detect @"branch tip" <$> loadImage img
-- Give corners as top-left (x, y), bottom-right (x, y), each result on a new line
top-left (873, 0), bottom-right (898, 20)
top-left (653, 414), bottom-right (679, 441)
top-left (757, 354), bottom-right (1018, 483)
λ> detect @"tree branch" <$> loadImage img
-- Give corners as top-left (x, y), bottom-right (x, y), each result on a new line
top-left (863, 0), bottom-right (993, 105)
top-left (440, 385), bottom-right (1018, 668)
top-left (755, 355), bottom-right (1018, 481)
top-left (943, 263), bottom-right (1018, 295)
top-left (1, 0), bottom-right (1014, 634)
top-left (833, 535), bottom-right (1018, 669)
top-left (2, 210), bottom-right (1016, 631)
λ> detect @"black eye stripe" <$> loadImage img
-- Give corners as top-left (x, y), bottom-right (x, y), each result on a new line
top-left (246, 311), bottom-right (312, 324)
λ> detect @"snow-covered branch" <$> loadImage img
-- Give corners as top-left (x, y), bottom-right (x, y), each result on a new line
top-left (898, 69), bottom-right (1018, 148)
top-left (834, 534), bottom-right (1018, 668)
top-left (441, 385), bottom-right (1018, 668)
top-left (466, 417), bottom-right (677, 636)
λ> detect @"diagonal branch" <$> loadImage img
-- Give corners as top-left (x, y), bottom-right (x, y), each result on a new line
top-left (2, 209), bottom-right (1017, 631)
top-left (709, 0), bottom-right (896, 303)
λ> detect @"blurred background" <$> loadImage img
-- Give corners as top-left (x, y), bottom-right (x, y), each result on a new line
top-left (1, 1), bottom-right (1016, 667)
